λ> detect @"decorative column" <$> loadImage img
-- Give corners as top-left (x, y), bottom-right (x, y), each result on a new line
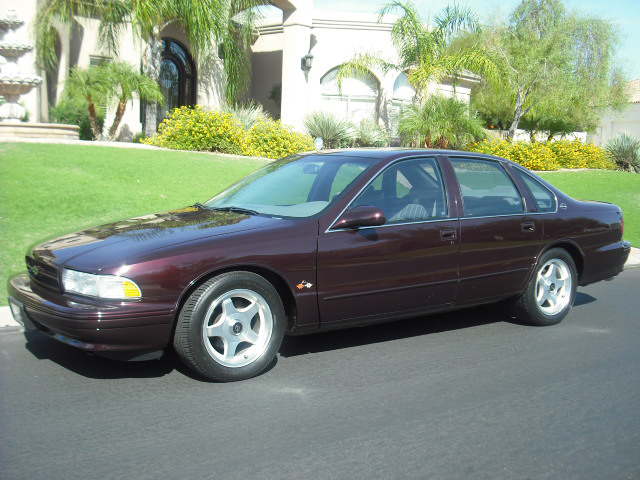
top-left (277, 0), bottom-right (313, 131)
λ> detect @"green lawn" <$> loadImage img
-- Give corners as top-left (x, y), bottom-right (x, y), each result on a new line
top-left (0, 143), bottom-right (267, 304)
top-left (1, 143), bottom-right (638, 307)
top-left (539, 170), bottom-right (639, 248)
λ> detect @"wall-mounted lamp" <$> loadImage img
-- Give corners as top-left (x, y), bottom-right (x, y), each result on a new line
top-left (301, 52), bottom-right (314, 72)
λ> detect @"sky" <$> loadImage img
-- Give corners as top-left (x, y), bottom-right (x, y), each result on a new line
top-left (312, 0), bottom-right (640, 80)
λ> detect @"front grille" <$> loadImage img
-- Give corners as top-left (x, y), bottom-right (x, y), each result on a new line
top-left (26, 256), bottom-right (62, 292)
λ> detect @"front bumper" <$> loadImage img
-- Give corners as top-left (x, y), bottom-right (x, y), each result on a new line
top-left (8, 273), bottom-right (176, 359)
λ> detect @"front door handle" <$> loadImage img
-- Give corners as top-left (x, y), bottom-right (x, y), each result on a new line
top-left (440, 229), bottom-right (457, 241)
top-left (521, 222), bottom-right (535, 233)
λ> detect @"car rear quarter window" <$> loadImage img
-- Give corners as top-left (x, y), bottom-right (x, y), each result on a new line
top-left (450, 158), bottom-right (525, 217)
top-left (513, 168), bottom-right (557, 212)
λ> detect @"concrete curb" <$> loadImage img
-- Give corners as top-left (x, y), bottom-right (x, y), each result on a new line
top-left (3, 247), bottom-right (639, 330)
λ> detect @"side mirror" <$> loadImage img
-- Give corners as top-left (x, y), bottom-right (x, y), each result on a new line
top-left (332, 206), bottom-right (386, 230)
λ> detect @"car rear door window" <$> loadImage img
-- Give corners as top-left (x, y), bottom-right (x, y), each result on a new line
top-left (450, 158), bottom-right (525, 217)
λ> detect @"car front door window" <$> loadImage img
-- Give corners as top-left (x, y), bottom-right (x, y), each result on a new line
top-left (349, 157), bottom-right (448, 224)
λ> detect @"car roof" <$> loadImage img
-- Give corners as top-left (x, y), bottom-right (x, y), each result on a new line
top-left (303, 148), bottom-right (514, 165)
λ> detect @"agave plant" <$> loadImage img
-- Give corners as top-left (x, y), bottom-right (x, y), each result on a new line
top-left (304, 111), bottom-right (355, 149)
top-left (605, 134), bottom-right (640, 173)
top-left (398, 95), bottom-right (486, 149)
top-left (221, 101), bottom-right (269, 130)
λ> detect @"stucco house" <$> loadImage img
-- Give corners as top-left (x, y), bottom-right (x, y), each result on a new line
top-left (7, 0), bottom-right (476, 139)
top-left (588, 79), bottom-right (640, 146)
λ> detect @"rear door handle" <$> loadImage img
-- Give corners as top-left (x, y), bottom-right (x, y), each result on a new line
top-left (521, 222), bottom-right (535, 233)
top-left (440, 229), bottom-right (457, 241)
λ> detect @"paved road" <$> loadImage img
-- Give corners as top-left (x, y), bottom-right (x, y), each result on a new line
top-left (2, 269), bottom-right (639, 480)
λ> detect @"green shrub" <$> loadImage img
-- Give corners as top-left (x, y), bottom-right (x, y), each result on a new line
top-left (398, 96), bottom-right (486, 149)
top-left (132, 132), bottom-right (146, 143)
top-left (243, 119), bottom-right (314, 159)
top-left (49, 98), bottom-right (104, 140)
top-left (143, 105), bottom-right (247, 155)
top-left (353, 119), bottom-right (390, 147)
top-left (304, 111), bottom-right (354, 149)
top-left (605, 134), bottom-right (640, 173)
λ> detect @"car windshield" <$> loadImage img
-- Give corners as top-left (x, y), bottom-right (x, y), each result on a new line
top-left (205, 154), bottom-right (375, 218)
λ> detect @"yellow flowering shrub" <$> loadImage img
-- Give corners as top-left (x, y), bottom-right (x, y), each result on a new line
top-left (143, 106), bottom-right (314, 159)
top-left (469, 139), bottom-right (615, 171)
top-left (143, 106), bottom-right (247, 155)
top-left (548, 140), bottom-right (615, 170)
top-left (242, 119), bottom-right (314, 159)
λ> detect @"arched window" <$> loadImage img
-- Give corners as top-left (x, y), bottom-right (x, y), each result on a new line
top-left (390, 73), bottom-right (416, 133)
top-left (320, 67), bottom-right (379, 123)
top-left (156, 38), bottom-right (197, 125)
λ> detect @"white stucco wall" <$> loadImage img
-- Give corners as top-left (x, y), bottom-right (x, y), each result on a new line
top-left (588, 103), bottom-right (640, 146)
top-left (252, 9), bottom-right (477, 132)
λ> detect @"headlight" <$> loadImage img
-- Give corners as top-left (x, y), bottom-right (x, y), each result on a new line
top-left (62, 269), bottom-right (142, 299)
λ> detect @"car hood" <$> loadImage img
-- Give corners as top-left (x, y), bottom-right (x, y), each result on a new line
top-left (31, 207), bottom-right (278, 271)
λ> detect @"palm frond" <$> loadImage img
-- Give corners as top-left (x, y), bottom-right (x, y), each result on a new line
top-left (438, 48), bottom-right (506, 87)
top-left (433, 4), bottom-right (479, 43)
top-left (335, 53), bottom-right (396, 92)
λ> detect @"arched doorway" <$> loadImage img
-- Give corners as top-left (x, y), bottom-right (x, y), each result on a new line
top-left (156, 38), bottom-right (197, 125)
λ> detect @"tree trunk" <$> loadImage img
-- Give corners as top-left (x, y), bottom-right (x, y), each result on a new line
top-left (507, 90), bottom-right (525, 142)
top-left (108, 99), bottom-right (127, 140)
top-left (87, 99), bottom-right (101, 140)
top-left (143, 29), bottom-right (162, 137)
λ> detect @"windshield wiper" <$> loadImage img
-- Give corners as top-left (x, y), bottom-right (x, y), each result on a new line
top-left (211, 206), bottom-right (260, 216)
top-left (193, 202), bottom-right (209, 210)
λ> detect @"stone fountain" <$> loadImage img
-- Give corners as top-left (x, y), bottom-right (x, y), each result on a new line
top-left (0, 10), bottom-right (41, 121)
top-left (0, 9), bottom-right (78, 139)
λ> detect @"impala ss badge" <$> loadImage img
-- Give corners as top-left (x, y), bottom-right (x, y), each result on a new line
top-left (296, 280), bottom-right (313, 290)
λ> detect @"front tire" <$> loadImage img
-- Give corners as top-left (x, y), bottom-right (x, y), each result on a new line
top-left (511, 248), bottom-right (577, 326)
top-left (174, 272), bottom-right (286, 381)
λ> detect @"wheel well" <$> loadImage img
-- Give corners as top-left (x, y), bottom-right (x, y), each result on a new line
top-left (173, 266), bottom-right (298, 335)
top-left (544, 242), bottom-right (584, 280)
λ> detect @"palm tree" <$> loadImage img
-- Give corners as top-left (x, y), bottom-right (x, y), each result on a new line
top-left (35, 0), bottom-right (265, 135)
top-left (337, 1), bottom-right (503, 98)
top-left (104, 62), bottom-right (164, 140)
top-left (398, 95), bottom-right (486, 149)
top-left (63, 66), bottom-right (110, 140)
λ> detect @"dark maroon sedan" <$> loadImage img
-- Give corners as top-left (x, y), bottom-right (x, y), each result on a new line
top-left (7, 149), bottom-right (631, 381)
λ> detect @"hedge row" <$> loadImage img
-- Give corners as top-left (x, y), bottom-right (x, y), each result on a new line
top-left (143, 106), bottom-right (314, 159)
top-left (469, 139), bottom-right (615, 171)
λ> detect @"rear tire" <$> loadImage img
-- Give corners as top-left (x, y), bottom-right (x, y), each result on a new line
top-left (511, 248), bottom-right (577, 326)
top-left (174, 271), bottom-right (286, 381)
